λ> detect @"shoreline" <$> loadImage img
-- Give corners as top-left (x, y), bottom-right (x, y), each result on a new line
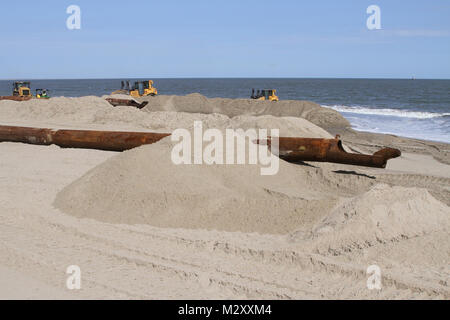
top-left (349, 128), bottom-right (449, 145)
top-left (339, 127), bottom-right (450, 165)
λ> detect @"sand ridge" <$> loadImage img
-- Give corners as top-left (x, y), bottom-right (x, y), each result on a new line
top-left (292, 184), bottom-right (450, 254)
top-left (54, 137), bottom-right (340, 234)
top-left (139, 93), bottom-right (350, 129)
top-left (0, 95), bottom-right (338, 138)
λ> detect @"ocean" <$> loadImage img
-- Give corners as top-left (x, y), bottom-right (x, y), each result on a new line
top-left (1, 78), bottom-right (449, 143)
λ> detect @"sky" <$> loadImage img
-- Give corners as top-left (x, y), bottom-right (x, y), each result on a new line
top-left (0, 0), bottom-right (449, 79)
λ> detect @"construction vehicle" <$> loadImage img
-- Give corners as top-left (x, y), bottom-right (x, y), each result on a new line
top-left (35, 89), bottom-right (50, 99)
top-left (13, 82), bottom-right (32, 97)
top-left (130, 80), bottom-right (157, 98)
top-left (112, 80), bottom-right (158, 98)
top-left (251, 89), bottom-right (279, 101)
top-left (0, 82), bottom-right (33, 101)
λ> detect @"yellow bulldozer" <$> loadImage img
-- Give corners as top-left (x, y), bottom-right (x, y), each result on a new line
top-left (13, 82), bottom-right (32, 97)
top-left (112, 80), bottom-right (158, 98)
top-left (1, 82), bottom-right (33, 101)
top-left (251, 89), bottom-right (279, 101)
top-left (0, 82), bottom-right (51, 101)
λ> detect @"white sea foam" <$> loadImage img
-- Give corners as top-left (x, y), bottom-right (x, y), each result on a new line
top-left (322, 105), bottom-right (450, 119)
top-left (322, 105), bottom-right (450, 143)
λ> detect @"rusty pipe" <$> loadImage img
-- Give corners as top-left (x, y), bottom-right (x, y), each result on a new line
top-left (105, 98), bottom-right (149, 109)
top-left (258, 136), bottom-right (401, 168)
top-left (0, 125), bottom-right (401, 168)
top-left (0, 125), bottom-right (170, 152)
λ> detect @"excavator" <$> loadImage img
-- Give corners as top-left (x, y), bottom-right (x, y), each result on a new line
top-left (251, 89), bottom-right (279, 101)
top-left (112, 80), bottom-right (158, 98)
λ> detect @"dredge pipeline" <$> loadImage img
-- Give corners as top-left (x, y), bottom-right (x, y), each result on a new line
top-left (258, 135), bottom-right (401, 168)
top-left (105, 98), bottom-right (149, 109)
top-left (0, 125), bottom-right (401, 168)
top-left (0, 125), bottom-right (170, 152)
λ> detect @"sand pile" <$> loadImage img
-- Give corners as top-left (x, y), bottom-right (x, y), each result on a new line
top-left (0, 95), bottom-right (337, 139)
top-left (140, 93), bottom-right (350, 129)
top-left (54, 136), bottom-right (449, 237)
top-left (292, 184), bottom-right (450, 255)
top-left (0, 96), bottom-right (232, 132)
top-left (0, 96), bottom-right (112, 124)
top-left (230, 115), bottom-right (333, 138)
top-left (54, 137), bottom-right (340, 234)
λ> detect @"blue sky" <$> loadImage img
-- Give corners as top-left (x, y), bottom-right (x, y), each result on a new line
top-left (1, 0), bottom-right (449, 79)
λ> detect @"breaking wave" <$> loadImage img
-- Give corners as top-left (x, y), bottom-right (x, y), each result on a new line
top-left (322, 105), bottom-right (450, 119)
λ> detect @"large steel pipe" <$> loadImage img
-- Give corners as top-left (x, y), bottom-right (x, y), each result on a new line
top-left (260, 136), bottom-right (401, 168)
top-left (105, 98), bottom-right (149, 109)
top-left (0, 125), bottom-right (170, 152)
top-left (0, 125), bottom-right (401, 168)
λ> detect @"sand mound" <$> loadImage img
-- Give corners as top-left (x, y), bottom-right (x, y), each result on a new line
top-left (230, 115), bottom-right (333, 138)
top-left (0, 96), bottom-right (112, 124)
top-left (0, 96), bottom-right (232, 132)
top-left (0, 95), bottom-right (337, 139)
top-left (292, 184), bottom-right (450, 255)
top-left (140, 93), bottom-right (350, 129)
top-left (54, 138), bottom-right (449, 237)
top-left (54, 137), bottom-right (340, 234)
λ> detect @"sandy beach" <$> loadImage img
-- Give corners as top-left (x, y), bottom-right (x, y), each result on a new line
top-left (0, 95), bottom-right (448, 299)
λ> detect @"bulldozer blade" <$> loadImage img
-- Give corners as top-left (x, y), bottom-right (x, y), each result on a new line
top-left (0, 125), bottom-right (170, 152)
top-left (105, 98), bottom-right (149, 109)
top-left (257, 136), bottom-right (401, 168)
